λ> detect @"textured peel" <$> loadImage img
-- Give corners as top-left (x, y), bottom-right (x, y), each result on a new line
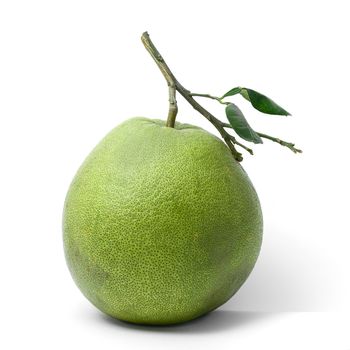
top-left (63, 117), bottom-right (263, 325)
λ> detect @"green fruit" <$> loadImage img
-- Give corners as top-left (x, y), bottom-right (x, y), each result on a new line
top-left (63, 117), bottom-right (263, 325)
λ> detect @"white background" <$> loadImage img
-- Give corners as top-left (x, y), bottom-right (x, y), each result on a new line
top-left (1, 0), bottom-right (349, 349)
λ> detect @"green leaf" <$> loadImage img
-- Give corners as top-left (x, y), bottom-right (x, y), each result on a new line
top-left (240, 88), bottom-right (291, 116)
top-left (225, 103), bottom-right (263, 144)
top-left (221, 87), bottom-right (242, 99)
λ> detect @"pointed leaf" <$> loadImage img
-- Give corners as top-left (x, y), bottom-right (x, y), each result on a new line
top-left (221, 87), bottom-right (242, 99)
top-left (240, 88), bottom-right (290, 116)
top-left (225, 103), bottom-right (263, 144)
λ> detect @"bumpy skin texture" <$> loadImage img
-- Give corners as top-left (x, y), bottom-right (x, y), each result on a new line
top-left (63, 117), bottom-right (263, 325)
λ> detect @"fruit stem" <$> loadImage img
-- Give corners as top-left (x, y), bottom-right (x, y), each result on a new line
top-left (141, 32), bottom-right (243, 161)
top-left (167, 85), bottom-right (178, 128)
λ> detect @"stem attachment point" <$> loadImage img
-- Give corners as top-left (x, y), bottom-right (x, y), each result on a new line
top-left (141, 32), bottom-right (243, 160)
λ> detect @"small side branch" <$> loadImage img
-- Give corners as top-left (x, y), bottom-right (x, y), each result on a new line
top-left (257, 132), bottom-right (302, 153)
top-left (229, 136), bottom-right (254, 155)
top-left (222, 122), bottom-right (302, 153)
top-left (190, 93), bottom-right (229, 105)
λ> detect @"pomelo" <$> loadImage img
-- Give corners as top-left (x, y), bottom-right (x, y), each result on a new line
top-left (63, 117), bottom-right (263, 325)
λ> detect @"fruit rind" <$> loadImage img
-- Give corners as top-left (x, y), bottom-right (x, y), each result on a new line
top-left (63, 117), bottom-right (263, 325)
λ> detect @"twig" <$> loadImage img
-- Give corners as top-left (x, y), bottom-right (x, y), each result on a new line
top-left (257, 132), bottom-right (303, 153)
top-left (141, 32), bottom-right (244, 161)
top-left (190, 93), bottom-right (229, 105)
top-left (222, 122), bottom-right (302, 154)
top-left (141, 33), bottom-right (178, 128)
top-left (229, 136), bottom-right (254, 155)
